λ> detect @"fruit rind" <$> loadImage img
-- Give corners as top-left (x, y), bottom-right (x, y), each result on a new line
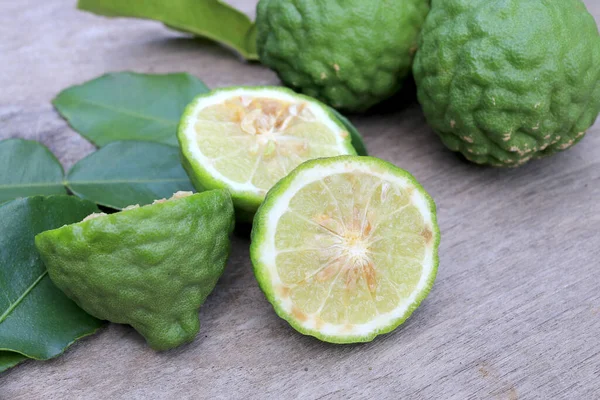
top-left (35, 190), bottom-right (235, 351)
top-left (329, 108), bottom-right (368, 156)
top-left (256, 0), bottom-right (430, 112)
top-left (250, 156), bottom-right (440, 343)
top-left (177, 86), bottom-right (356, 220)
top-left (413, 0), bottom-right (600, 166)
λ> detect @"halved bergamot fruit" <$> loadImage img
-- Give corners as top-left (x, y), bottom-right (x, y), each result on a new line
top-left (250, 156), bottom-right (440, 343)
top-left (178, 86), bottom-right (357, 220)
top-left (35, 190), bottom-right (234, 351)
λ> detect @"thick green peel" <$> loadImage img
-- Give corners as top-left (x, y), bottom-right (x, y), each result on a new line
top-left (35, 190), bottom-right (234, 351)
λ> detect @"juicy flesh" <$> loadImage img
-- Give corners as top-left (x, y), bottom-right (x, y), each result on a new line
top-left (274, 173), bottom-right (428, 326)
top-left (194, 96), bottom-right (346, 192)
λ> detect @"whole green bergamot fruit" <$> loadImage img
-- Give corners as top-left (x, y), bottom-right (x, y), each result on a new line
top-left (413, 0), bottom-right (600, 167)
top-left (35, 190), bottom-right (234, 351)
top-left (256, 0), bottom-right (430, 112)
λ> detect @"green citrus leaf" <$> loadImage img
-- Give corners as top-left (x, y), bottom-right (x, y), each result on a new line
top-left (65, 141), bottom-right (194, 209)
top-left (0, 139), bottom-right (66, 203)
top-left (77, 0), bottom-right (258, 60)
top-left (0, 351), bottom-right (28, 373)
top-left (0, 196), bottom-right (104, 367)
top-left (329, 108), bottom-right (369, 156)
top-left (53, 72), bottom-right (209, 147)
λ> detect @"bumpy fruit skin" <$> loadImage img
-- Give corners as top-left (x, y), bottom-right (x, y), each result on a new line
top-left (413, 0), bottom-right (600, 167)
top-left (256, 0), bottom-right (430, 112)
top-left (35, 190), bottom-right (234, 351)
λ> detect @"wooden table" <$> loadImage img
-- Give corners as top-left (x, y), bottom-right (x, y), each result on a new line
top-left (1, 1), bottom-right (599, 398)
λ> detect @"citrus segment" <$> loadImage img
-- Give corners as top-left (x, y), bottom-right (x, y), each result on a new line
top-left (178, 87), bottom-right (356, 218)
top-left (251, 156), bottom-right (439, 343)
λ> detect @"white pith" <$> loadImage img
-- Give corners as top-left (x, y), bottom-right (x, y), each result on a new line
top-left (180, 88), bottom-right (353, 195)
top-left (256, 161), bottom-right (437, 338)
top-left (81, 191), bottom-right (194, 222)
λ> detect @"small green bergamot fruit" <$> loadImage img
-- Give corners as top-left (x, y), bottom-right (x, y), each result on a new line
top-left (413, 0), bottom-right (600, 166)
top-left (35, 190), bottom-right (234, 351)
top-left (177, 86), bottom-right (357, 220)
top-left (256, 0), bottom-right (430, 112)
top-left (250, 156), bottom-right (440, 343)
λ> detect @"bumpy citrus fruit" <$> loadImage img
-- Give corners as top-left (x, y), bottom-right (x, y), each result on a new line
top-left (256, 0), bottom-right (430, 112)
top-left (178, 86), bottom-right (356, 220)
top-left (35, 190), bottom-right (234, 351)
top-left (413, 0), bottom-right (600, 167)
top-left (251, 156), bottom-right (440, 343)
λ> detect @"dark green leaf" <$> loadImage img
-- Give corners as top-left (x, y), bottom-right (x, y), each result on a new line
top-left (77, 0), bottom-right (258, 60)
top-left (0, 139), bottom-right (66, 203)
top-left (53, 72), bottom-right (209, 147)
top-left (66, 141), bottom-right (194, 209)
top-left (0, 196), bottom-right (104, 367)
top-left (330, 109), bottom-right (369, 156)
top-left (0, 351), bottom-right (28, 373)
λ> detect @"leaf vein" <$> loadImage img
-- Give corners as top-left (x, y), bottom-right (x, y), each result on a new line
top-left (0, 271), bottom-right (47, 324)
top-left (67, 178), bottom-right (189, 185)
top-left (0, 182), bottom-right (63, 189)
top-left (65, 97), bottom-right (177, 126)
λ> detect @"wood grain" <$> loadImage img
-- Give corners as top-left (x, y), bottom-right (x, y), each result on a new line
top-left (1, 1), bottom-right (599, 399)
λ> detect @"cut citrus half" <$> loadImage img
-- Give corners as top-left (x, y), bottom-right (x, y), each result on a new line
top-left (250, 156), bottom-right (440, 343)
top-left (178, 86), bottom-right (357, 220)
